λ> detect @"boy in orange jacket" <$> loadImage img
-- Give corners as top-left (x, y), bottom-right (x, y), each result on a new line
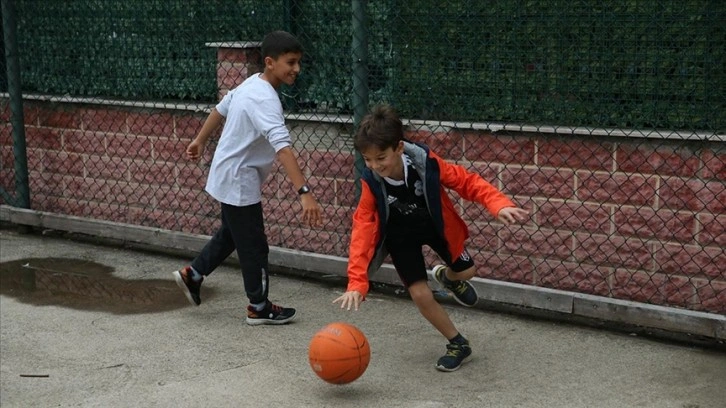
top-left (334, 105), bottom-right (528, 371)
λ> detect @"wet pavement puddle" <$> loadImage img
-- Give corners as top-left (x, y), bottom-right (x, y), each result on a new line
top-left (0, 257), bottom-right (204, 314)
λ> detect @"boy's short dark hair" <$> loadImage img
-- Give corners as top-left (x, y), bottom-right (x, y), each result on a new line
top-left (261, 31), bottom-right (303, 59)
top-left (354, 105), bottom-right (404, 152)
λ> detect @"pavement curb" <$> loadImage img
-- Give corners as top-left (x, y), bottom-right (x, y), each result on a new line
top-left (2, 205), bottom-right (724, 345)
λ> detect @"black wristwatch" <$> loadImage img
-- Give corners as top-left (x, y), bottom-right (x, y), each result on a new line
top-left (297, 185), bottom-right (311, 195)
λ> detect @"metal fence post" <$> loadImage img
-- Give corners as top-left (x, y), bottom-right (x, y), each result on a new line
top-left (2, 0), bottom-right (30, 209)
top-left (351, 0), bottom-right (368, 196)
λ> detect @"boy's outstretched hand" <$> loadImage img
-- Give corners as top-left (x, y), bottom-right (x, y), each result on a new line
top-left (333, 290), bottom-right (363, 311)
top-left (497, 207), bottom-right (530, 225)
top-left (300, 194), bottom-right (323, 227)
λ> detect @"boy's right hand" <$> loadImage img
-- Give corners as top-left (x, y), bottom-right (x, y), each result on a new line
top-left (186, 139), bottom-right (205, 161)
top-left (333, 291), bottom-right (363, 311)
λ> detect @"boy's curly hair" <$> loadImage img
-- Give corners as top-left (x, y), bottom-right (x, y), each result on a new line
top-left (354, 104), bottom-right (404, 152)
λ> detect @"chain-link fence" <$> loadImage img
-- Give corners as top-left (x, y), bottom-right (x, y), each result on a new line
top-left (1, 0), bottom-right (724, 315)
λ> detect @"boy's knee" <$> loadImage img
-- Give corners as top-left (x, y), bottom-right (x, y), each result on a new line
top-left (408, 281), bottom-right (434, 304)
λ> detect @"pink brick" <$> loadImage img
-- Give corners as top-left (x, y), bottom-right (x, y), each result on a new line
top-left (27, 149), bottom-right (45, 172)
top-left (25, 127), bottom-right (62, 150)
top-left (0, 123), bottom-right (10, 146)
top-left (656, 243), bottom-right (725, 279)
top-left (28, 171), bottom-right (63, 196)
top-left (500, 227), bottom-right (573, 260)
top-left (539, 138), bottom-right (614, 171)
top-left (574, 233), bottom-right (653, 270)
top-left (129, 161), bottom-right (178, 185)
top-left (577, 171), bottom-right (657, 206)
top-left (617, 143), bottom-right (700, 177)
top-left (308, 151), bottom-right (356, 178)
top-left (408, 130), bottom-right (464, 160)
top-left (0, 170), bottom-right (14, 199)
top-left (660, 177), bottom-right (725, 213)
top-left (0, 99), bottom-right (9, 122)
top-left (175, 115), bottom-right (207, 139)
top-left (55, 198), bottom-right (90, 217)
top-left (404, 129), bottom-right (432, 145)
top-left (43, 151), bottom-right (84, 177)
top-left (218, 62), bottom-right (246, 91)
top-left (128, 112), bottom-right (175, 136)
top-left (63, 130), bottom-right (105, 155)
top-left (536, 199), bottom-right (611, 234)
top-left (37, 105), bottom-right (82, 129)
top-left (611, 270), bottom-right (665, 304)
top-left (87, 202), bottom-right (127, 223)
top-left (463, 132), bottom-right (535, 165)
top-left (106, 134), bottom-right (152, 159)
top-left (155, 186), bottom-right (213, 214)
top-left (467, 162), bottom-right (501, 187)
top-left (264, 198), bottom-right (300, 227)
top-left (701, 149), bottom-right (725, 180)
top-left (614, 206), bottom-right (696, 243)
top-left (697, 213), bottom-right (726, 247)
top-left (337, 179), bottom-right (358, 207)
top-left (467, 222), bottom-right (501, 252)
top-left (108, 182), bottom-right (145, 206)
top-left (65, 177), bottom-right (112, 202)
top-left (693, 279), bottom-right (726, 314)
top-left (153, 138), bottom-right (187, 162)
top-left (262, 172), bottom-right (286, 200)
top-left (660, 274), bottom-right (697, 308)
top-left (502, 167), bottom-right (575, 199)
top-left (535, 260), bottom-right (611, 296)
top-left (323, 206), bottom-right (355, 234)
top-left (85, 155), bottom-right (129, 180)
top-left (476, 252), bottom-right (534, 284)
top-left (81, 108), bottom-right (128, 133)
top-left (177, 164), bottom-right (208, 190)
top-left (217, 48), bottom-right (261, 65)
top-left (611, 270), bottom-right (694, 308)
top-left (22, 104), bottom-right (39, 125)
top-left (307, 177), bottom-right (336, 206)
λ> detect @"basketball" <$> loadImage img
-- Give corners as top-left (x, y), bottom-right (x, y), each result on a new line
top-left (308, 322), bottom-right (370, 384)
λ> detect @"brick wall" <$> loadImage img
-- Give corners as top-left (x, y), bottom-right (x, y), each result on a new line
top-left (1, 43), bottom-right (724, 315)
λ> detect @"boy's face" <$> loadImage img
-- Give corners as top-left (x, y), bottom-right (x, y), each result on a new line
top-left (263, 52), bottom-right (302, 88)
top-left (360, 141), bottom-right (405, 180)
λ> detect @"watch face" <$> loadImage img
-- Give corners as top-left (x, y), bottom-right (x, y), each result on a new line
top-left (298, 185), bottom-right (310, 194)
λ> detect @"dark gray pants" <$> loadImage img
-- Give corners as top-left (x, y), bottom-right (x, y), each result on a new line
top-left (191, 202), bottom-right (269, 304)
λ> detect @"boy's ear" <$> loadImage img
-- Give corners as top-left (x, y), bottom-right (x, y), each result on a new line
top-left (263, 56), bottom-right (275, 69)
top-left (394, 140), bottom-right (405, 154)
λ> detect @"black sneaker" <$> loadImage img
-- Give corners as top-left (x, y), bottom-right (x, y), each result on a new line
top-left (435, 342), bottom-right (472, 372)
top-left (433, 265), bottom-right (478, 307)
top-left (246, 301), bottom-right (296, 326)
top-left (173, 266), bottom-right (202, 306)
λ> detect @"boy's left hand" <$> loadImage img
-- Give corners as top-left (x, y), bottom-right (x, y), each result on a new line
top-left (301, 194), bottom-right (323, 227)
top-left (497, 207), bottom-right (529, 225)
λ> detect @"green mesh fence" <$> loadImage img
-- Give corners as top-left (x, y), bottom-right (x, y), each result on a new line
top-left (1, 0), bottom-right (725, 316)
top-left (10, 0), bottom-right (725, 130)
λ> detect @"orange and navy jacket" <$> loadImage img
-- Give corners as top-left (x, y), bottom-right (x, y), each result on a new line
top-left (346, 141), bottom-right (515, 298)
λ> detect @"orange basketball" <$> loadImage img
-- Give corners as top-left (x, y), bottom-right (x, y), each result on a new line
top-left (308, 322), bottom-right (371, 384)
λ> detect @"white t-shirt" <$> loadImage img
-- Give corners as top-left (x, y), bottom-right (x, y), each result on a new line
top-left (205, 74), bottom-right (292, 206)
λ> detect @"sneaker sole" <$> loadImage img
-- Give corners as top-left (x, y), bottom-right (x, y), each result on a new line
top-left (172, 270), bottom-right (199, 306)
top-left (450, 286), bottom-right (479, 308)
top-left (432, 266), bottom-right (478, 308)
top-left (435, 355), bottom-right (473, 372)
top-left (245, 314), bottom-right (296, 326)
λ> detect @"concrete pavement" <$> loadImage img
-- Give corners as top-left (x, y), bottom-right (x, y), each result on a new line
top-left (1, 227), bottom-right (725, 408)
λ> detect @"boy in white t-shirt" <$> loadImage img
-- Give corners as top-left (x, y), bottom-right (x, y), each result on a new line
top-left (174, 31), bottom-right (322, 325)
